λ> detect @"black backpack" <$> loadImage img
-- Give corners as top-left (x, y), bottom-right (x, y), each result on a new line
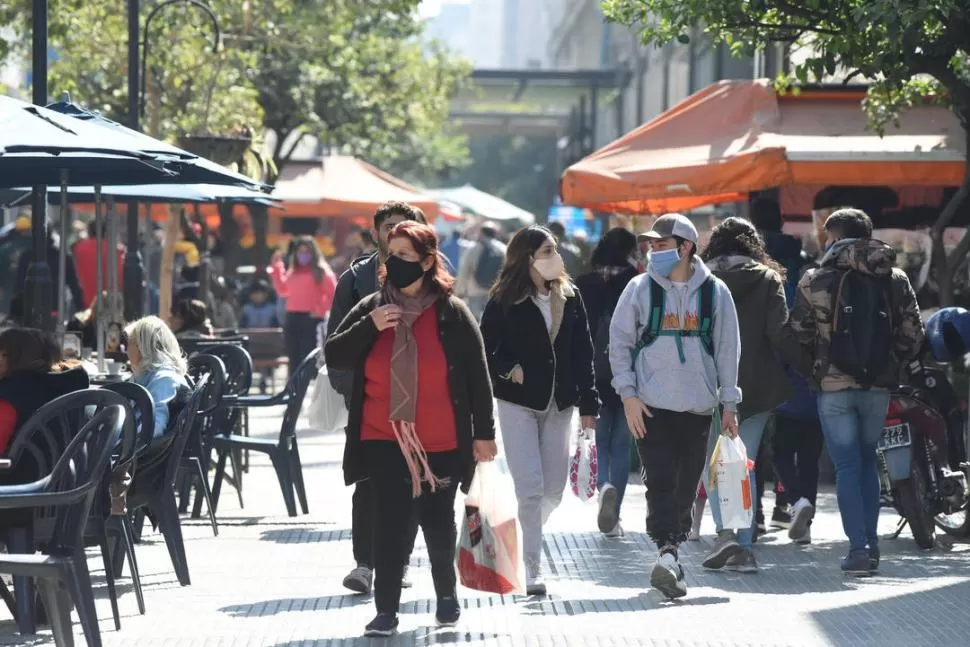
top-left (827, 270), bottom-right (895, 386)
top-left (474, 241), bottom-right (503, 289)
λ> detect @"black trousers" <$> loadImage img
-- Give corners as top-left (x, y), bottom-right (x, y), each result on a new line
top-left (636, 408), bottom-right (712, 548)
top-left (351, 478), bottom-right (419, 568)
top-left (283, 311), bottom-right (321, 374)
top-left (365, 441), bottom-right (459, 614)
top-left (772, 413), bottom-right (823, 509)
top-left (755, 419), bottom-right (787, 521)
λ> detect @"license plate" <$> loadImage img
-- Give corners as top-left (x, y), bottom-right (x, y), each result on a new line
top-left (879, 423), bottom-right (912, 450)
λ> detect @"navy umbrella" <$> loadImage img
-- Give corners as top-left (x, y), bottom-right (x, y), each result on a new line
top-left (1, 182), bottom-right (278, 207)
top-left (45, 98), bottom-right (268, 190)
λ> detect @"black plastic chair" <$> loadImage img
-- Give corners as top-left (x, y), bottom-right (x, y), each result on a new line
top-left (211, 348), bottom-right (320, 517)
top-left (124, 374), bottom-right (210, 586)
top-left (177, 355), bottom-right (226, 535)
top-left (98, 381), bottom-right (157, 615)
top-left (1, 389), bottom-right (138, 635)
top-left (0, 405), bottom-right (125, 647)
top-left (191, 344), bottom-right (252, 513)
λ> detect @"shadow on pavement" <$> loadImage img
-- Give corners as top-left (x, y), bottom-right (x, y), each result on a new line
top-left (811, 578), bottom-right (970, 645)
top-left (259, 527), bottom-right (350, 544)
top-left (220, 593), bottom-right (369, 617)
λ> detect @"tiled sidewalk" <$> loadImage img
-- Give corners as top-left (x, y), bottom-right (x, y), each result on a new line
top-left (1, 404), bottom-right (969, 646)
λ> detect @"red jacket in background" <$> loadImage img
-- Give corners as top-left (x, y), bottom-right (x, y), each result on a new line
top-left (73, 238), bottom-right (126, 308)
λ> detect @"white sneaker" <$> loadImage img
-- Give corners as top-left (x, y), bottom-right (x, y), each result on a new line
top-left (788, 497), bottom-right (815, 541)
top-left (597, 483), bottom-right (619, 533)
top-left (605, 522), bottom-right (624, 538)
top-left (650, 549), bottom-right (687, 599)
top-left (526, 559), bottom-right (546, 596)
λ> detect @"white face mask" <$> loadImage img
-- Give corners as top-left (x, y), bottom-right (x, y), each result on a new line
top-left (533, 252), bottom-right (565, 281)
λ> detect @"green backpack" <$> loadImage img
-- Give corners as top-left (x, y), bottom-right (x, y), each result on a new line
top-left (631, 277), bottom-right (716, 366)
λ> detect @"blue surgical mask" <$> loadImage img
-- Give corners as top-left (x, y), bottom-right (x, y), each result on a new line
top-left (648, 248), bottom-right (682, 278)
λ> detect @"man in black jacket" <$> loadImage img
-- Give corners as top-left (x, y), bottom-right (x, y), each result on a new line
top-left (326, 201), bottom-right (426, 595)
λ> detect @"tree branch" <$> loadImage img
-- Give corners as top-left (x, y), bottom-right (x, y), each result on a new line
top-left (723, 20), bottom-right (845, 37)
top-left (281, 130), bottom-right (308, 166)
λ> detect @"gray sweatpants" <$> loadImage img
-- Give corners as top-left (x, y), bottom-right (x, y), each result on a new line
top-left (497, 400), bottom-right (575, 568)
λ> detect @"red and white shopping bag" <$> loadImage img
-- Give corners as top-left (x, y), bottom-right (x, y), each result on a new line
top-left (569, 427), bottom-right (598, 502)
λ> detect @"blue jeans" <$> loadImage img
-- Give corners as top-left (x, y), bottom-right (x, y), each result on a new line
top-left (705, 410), bottom-right (771, 548)
top-left (817, 389), bottom-right (890, 553)
top-left (595, 404), bottom-right (631, 510)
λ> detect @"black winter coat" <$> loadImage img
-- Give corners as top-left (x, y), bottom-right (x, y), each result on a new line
top-left (324, 292), bottom-right (495, 493)
top-left (480, 283), bottom-right (600, 416)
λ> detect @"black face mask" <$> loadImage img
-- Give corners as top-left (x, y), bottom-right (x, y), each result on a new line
top-left (384, 254), bottom-right (426, 289)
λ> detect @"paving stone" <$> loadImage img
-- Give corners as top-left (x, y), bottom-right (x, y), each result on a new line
top-left (0, 404), bottom-right (968, 646)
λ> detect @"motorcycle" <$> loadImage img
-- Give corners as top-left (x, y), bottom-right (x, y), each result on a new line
top-left (879, 359), bottom-right (970, 548)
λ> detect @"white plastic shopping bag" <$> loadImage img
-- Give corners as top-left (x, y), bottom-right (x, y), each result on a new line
top-left (708, 432), bottom-right (754, 531)
top-left (307, 365), bottom-right (348, 433)
top-left (456, 461), bottom-right (526, 595)
top-left (569, 427), bottom-right (598, 502)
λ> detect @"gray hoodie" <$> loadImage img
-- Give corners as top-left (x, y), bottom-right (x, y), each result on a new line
top-left (608, 258), bottom-right (742, 414)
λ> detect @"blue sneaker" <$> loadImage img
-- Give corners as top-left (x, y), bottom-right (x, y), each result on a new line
top-left (841, 550), bottom-right (872, 576)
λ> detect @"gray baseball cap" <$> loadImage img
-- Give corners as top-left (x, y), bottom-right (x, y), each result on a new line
top-left (642, 213), bottom-right (698, 244)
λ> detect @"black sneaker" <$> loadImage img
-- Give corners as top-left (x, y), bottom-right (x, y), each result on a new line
top-left (435, 596), bottom-right (461, 627)
top-left (868, 546), bottom-right (880, 573)
top-left (841, 550), bottom-right (872, 577)
top-left (364, 613), bottom-right (399, 637)
top-left (770, 506), bottom-right (792, 530)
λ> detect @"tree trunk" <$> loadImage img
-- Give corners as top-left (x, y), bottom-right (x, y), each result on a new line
top-left (928, 120), bottom-right (970, 307)
top-left (159, 205), bottom-right (182, 321)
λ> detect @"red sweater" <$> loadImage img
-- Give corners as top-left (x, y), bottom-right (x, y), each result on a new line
top-left (361, 306), bottom-right (458, 452)
top-left (73, 238), bottom-right (126, 308)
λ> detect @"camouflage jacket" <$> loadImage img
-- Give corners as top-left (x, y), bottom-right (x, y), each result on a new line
top-left (789, 239), bottom-right (925, 392)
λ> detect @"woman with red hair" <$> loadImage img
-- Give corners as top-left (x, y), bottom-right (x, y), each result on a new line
top-left (325, 220), bottom-right (497, 637)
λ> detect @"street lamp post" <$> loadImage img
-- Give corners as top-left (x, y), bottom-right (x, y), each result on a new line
top-left (125, 0), bottom-right (220, 321)
top-left (123, 0), bottom-right (145, 322)
top-left (24, 0), bottom-right (53, 331)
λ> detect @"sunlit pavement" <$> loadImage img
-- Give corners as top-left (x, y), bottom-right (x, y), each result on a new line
top-left (2, 401), bottom-right (969, 646)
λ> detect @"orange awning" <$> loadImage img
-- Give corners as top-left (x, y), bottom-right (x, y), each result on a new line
top-left (271, 156), bottom-right (439, 220)
top-left (561, 80), bottom-right (966, 214)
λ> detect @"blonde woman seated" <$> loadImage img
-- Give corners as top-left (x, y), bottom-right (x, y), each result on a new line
top-left (125, 316), bottom-right (189, 436)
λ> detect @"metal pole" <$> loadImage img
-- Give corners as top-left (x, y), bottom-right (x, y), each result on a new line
top-left (124, 0), bottom-right (145, 321)
top-left (107, 197), bottom-right (120, 313)
top-left (25, 0), bottom-right (52, 331)
top-left (95, 188), bottom-right (106, 373)
top-left (142, 204), bottom-right (152, 314)
top-left (57, 171), bottom-right (68, 331)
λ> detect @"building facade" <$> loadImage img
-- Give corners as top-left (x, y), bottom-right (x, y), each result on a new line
top-left (546, 0), bottom-right (786, 155)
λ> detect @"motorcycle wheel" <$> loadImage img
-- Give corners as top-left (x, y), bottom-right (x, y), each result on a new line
top-left (896, 463), bottom-right (936, 549)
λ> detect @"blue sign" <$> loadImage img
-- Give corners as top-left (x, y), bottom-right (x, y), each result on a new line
top-left (548, 205), bottom-right (602, 242)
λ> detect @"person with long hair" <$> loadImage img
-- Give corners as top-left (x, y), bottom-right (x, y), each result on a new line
top-left (575, 227), bottom-right (638, 538)
top-left (126, 316), bottom-right (189, 436)
top-left (270, 235), bottom-right (337, 372)
top-left (170, 298), bottom-right (214, 338)
top-left (480, 225), bottom-right (599, 596)
top-left (698, 217), bottom-right (806, 573)
top-left (0, 328), bottom-right (90, 454)
top-left (325, 221), bottom-right (497, 637)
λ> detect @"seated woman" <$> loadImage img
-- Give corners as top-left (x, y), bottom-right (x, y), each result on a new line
top-left (66, 291), bottom-right (126, 359)
top-left (170, 299), bottom-right (214, 339)
top-left (125, 316), bottom-right (189, 436)
top-left (0, 328), bottom-right (90, 454)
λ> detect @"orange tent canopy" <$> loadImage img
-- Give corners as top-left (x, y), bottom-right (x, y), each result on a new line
top-left (561, 79), bottom-right (967, 214)
top-left (271, 156), bottom-right (439, 220)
